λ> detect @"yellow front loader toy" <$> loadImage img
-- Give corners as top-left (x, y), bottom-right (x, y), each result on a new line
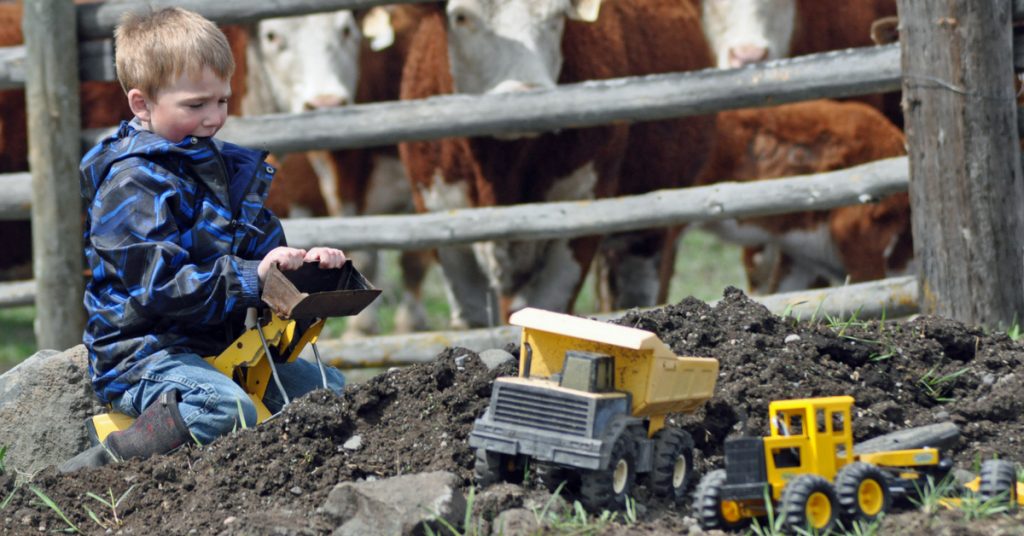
top-left (692, 396), bottom-right (1020, 533)
top-left (87, 261), bottom-right (380, 444)
top-left (468, 307), bottom-right (719, 511)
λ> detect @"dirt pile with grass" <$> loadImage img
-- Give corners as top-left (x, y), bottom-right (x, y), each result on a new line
top-left (1, 288), bottom-right (1021, 534)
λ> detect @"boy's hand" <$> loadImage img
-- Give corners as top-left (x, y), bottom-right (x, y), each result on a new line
top-left (258, 246), bottom-right (307, 282)
top-left (304, 247), bottom-right (347, 269)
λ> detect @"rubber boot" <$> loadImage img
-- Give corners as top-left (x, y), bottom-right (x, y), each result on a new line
top-left (59, 390), bottom-right (192, 473)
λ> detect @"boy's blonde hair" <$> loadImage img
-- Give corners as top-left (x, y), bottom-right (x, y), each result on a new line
top-left (114, 7), bottom-right (234, 98)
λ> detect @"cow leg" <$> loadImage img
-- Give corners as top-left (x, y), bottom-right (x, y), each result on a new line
top-left (394, 249), bottom-right (433, 333)
top-left (345, 249), bottom-right (382, 337)
top-left (363, 153), bottom-right (431, 333)
top-left (600, 230), bottom-right (667, 310)
top-left (436, 246), bottom-right (500, 329)
top-left (484, 237), bottom-right (598, 318)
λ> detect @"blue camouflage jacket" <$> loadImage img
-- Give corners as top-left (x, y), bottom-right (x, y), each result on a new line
top-left (80, 120), bottom-right (284, 404)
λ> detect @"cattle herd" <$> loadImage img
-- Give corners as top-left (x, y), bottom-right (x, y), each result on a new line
top-left (2, 0), bottom-right (912, 336)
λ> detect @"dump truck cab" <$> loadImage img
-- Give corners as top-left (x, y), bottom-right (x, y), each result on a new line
top-left (469, 308), bottom-right (719, 510)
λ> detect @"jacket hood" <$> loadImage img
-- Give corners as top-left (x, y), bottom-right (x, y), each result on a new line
top-left (79, 119), bottom-right (267, 207)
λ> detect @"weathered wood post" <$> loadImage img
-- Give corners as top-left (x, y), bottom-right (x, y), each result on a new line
top-left (898, 1), bottom-right (1024, 327)
top-left (23, 0), bottom-right (86, 349)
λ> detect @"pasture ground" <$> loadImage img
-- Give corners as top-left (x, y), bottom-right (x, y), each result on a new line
top-left (2, 284), bottom-right (1022, 534)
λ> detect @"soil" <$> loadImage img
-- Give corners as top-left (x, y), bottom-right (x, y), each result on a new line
top-left (3, 287), bottom-right (1023, 534)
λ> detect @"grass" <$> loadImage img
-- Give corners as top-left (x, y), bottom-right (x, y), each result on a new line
top-left (84, 485), bottom-right (136, 531)
top-left (28, 485), bottom-right (79, 533)
top-left (910, 474), bottom-right (960, 514)
top-left (918, 365), bottom-right (970, 403)
top-left (0, 306), bottom-right (35, 373)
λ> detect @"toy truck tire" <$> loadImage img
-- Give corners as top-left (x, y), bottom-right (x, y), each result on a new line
top-left (977, 459), bottom-right (1018, 511)
top-left (647, 427), bottom-right (695, 502)
top-left (693, 469), bottom-right (748, 531)
top-left (536, 463), bottom-right (574, 494)
top-left (579, 434), bottom-right (637, 510)
top-left (834, 462), bottom-right (892, 522)
top-left (780, 474), bottom-right (839, 532)
top-left (474, 448), bottom-right (524, 487)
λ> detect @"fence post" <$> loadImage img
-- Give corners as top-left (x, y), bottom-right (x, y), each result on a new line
top-left (898, 0), bottom-right (1024, 328)
top-left (23, 0), bottom-right (85, 350)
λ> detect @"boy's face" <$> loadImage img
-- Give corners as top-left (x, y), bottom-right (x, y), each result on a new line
top-left (128, 66), bottom-right (231, 142)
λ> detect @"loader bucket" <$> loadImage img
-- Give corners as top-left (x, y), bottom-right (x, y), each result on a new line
top-left (261, 260), bottom-right (381, 319)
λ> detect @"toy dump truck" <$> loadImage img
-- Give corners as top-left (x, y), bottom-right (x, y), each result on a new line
top-left (693, 396), bottom-right (961, 533)
top-left (468, 308), bottom-right (719, 510)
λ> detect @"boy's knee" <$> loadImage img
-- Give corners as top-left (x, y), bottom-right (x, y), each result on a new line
top-left (325, 367), bottom-right (346, 393)
top-left (181, 389), bottom-right (258, 444)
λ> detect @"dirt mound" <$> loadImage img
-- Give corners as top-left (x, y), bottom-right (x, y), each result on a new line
top-left (2, 289), bottom-right (1022, 534)
top-left (617, 288), bottom-right (1024, 471)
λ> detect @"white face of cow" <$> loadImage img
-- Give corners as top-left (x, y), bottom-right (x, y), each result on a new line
top-left (256, 11), bottom-right (362, 113)
top-left (701, 0), bottom-right (796, 68)
top-left (444, 0), bottom-right (602, 95)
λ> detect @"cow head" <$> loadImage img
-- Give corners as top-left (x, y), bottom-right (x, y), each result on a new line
top-left (700, 0), bottom-right (796, 68)
top-left (444, 0), bottom-right (602, 96)
top-left (254, 11), bottom-right (362, 113)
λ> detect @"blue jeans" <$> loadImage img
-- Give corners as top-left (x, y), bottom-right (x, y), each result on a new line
top-left (114, 352), bottom-right (345, 445)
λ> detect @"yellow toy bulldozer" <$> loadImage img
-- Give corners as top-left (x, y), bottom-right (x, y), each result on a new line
top-left (84, 261), bottom-right (379, 448)
top-left (693, 396), bottom-right (1019, 532)
top-left (468, 307), bottom-right (719, 510)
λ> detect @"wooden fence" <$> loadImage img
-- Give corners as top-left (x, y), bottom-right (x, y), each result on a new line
top-left (7, 0), bottom-right (1024, 356)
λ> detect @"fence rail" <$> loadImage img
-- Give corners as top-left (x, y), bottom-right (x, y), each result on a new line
top-left (77, 0), bottom-right (434, 41)
top-left (0, 157), bottom-right (908, 307)
top-left (88, 44), bottom-right (902, 153)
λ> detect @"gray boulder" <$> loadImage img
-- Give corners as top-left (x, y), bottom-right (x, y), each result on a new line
top-left (320, 471), bottom-right (466, 536)
top-left (0, 345), bottom-right (101, 476)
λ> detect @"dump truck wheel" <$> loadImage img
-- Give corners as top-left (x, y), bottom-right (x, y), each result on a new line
top-left (978, 459), bottom-right (1018, 511)
top-left (474, 449), bottom-right (524, 487)
top-left (648, 427), bottom-right (695, 502)
top-left (536, 463), bottom-right (576, 494)
top-left (835, 462), bottom-right (891, 522)
top-left (580, 435), bottom-right (636, 510)
top-left (780, 474), bottom-right (838, 532)
top-left (693, 469), bottom-right (748, 531)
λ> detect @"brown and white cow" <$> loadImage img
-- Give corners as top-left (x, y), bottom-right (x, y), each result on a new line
top-left (699, 0), bottom-right (901, 125)
top-left (398, 0), bottom-right (716, 328)
top-left (697, 99), bottom-right (913, 294)
top-left (250, 6), bottom-right (434, 335)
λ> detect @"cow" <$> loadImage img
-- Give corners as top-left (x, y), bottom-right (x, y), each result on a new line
top-left (698, 0), bottom-right (901, 126)
top-left (398, 0), bottom-right (716, 328)
top-left (697, 99), bottom-right (913, 294)
top-left (248, 6), bottom-right (434, 335)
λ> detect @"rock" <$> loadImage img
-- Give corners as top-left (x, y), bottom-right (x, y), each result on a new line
top-left (342, 435), bottom-right (363, 451)
top-left (320, 471), bottom-right (466, 536)
top-left (472, 483), bottom-right (525, 522)
top-left (491, 508), bottom-right (540, 536)
top-left (478, 349), bottom-right (516, 371)
top-left (0, 345), bottom-right (102, 475)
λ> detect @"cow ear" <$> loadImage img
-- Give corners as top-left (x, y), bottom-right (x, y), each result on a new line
top-left (362, 7), bottom-right (395, 51)
top-left (567, 0), bottom-right (602, 22)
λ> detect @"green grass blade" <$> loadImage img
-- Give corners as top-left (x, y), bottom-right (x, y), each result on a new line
top-left (28, 485), bottom-right (79, 533)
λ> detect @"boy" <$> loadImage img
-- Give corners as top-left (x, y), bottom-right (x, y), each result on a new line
top-left (61, 8), bottom-right (347, 472)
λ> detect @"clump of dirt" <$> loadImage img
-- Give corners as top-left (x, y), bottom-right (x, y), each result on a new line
top-left (2, 288), bottom-right (1022, 534)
